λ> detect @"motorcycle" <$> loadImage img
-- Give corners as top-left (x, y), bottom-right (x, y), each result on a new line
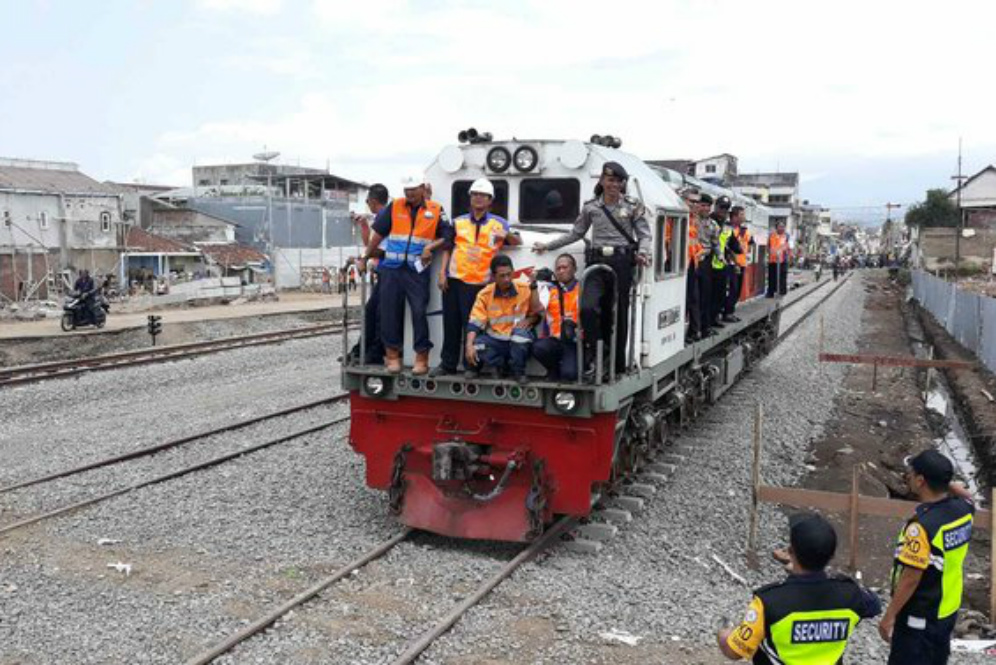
top-left (61, 290), bottom-right (109, 332)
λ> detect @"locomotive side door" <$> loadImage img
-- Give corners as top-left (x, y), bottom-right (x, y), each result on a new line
top-left (641, 207), bottom-right (688, 368)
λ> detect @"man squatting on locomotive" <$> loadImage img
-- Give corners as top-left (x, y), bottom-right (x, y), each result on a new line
top-left (360, 162), bottom-right (650, 382)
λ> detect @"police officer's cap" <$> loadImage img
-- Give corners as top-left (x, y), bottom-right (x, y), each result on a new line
top-left (905, 450), bottom-right (954, 487)
top-left (789, 513), bottom-right (837, 571)
top-left (698, 193), bottom-right (714, 205)
top-left (601, 161), bottom-right (628, 180)
top-left (715, 195), bottom-right (732, 210)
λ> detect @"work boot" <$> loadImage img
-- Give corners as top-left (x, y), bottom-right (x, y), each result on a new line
top-left (429, 365), bottom-right (455, 378)
top-left (385, 348), bottom-right (402, 374)
top-left (412, 351), bottom-right (429, 375)
top-left (464, 366), bottom-right (481, 379)
top-left (722, 315), bottom-right (738, 323)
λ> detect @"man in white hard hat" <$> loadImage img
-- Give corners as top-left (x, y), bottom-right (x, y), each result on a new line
top-left (432, 177), bottom-right (520, 376)
top-left (362, 173), bottom-right (453, 374)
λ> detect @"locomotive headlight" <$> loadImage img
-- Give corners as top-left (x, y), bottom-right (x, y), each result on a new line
top-left (553, 390), bottom-right (577, 413)
top-left (486, 147), bottom-right (511, 173)
top-left (365, 376), bottom-right (386, 396)
top-left (513, 146), bottom-right (538, 172)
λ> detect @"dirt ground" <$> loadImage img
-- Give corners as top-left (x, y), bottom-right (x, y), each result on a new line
top-left (800, 271), bottom-right (992, 624)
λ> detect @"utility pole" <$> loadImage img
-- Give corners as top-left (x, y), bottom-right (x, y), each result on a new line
top-left (253, 149), bottom-right (280, 289)
top-left (951, 138), bottom-right (967, 282)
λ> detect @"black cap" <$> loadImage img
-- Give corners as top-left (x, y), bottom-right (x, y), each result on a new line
top-left (789, 513), bottom-right (837, 571)
top-left (601, 161), bottom-right (628, 180)
top-left (716, 195), bottom-right (732, 209)
top-left (699, 193), bottom-right (714, 205)
top-left (905, 450), bottom-right (954, 487)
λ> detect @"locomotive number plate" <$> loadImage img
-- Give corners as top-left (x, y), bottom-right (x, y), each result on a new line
top-left (658, 306), bottom-right (681, 329)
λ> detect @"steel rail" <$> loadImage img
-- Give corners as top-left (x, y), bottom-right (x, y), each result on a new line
top-left (388, 515), bottom-right (575, 665)
top-left (0, 322), bottom-right (353, 388)
top-left (775, 273), bottom-right (851, 344)
top-left (0, 394), bottom-right (347, 496)
top-left (183, 529), bottom-right (413, 665)
top-left (0, 415), bottom-right (350, 538)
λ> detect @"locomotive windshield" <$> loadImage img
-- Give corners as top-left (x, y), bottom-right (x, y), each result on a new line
top-left (518, 178), bottom-right (580, 225)
top-left (451, 180), bottom-right (509, 219)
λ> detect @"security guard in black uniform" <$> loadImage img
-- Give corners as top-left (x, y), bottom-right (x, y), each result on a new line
top-left (533, 162), bottom-right (650, 376)
top-left (880, 450), bottom-right (975, 665)
top-left (718, 514), bottom-right (881, 664)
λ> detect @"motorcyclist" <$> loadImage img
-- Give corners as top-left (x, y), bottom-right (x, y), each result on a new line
top-left (73, 269), bottom-right (95, 294)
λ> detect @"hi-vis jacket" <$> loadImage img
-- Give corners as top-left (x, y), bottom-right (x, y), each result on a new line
top-left (688, 214), bottom-right (704, 268)
top-left (769, 231), bottom-right (790, 264)
top-left (381, 198), bottom-right (445, 270)
top-left (448, 212), bottom-right (510, 285)
top-left (467, 279), bottom-right (537, 341)
top-left (734, 225), bottom-right (753, 268)
top-left (726, 572), bottom-right (881, 665)
top-left (539, 280), bottom-right (579, 339)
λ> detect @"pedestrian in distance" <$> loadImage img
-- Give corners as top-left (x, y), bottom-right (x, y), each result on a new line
top-left (880, 450), bottom-right (975, 665)
top-left (532, 254), bottom-right (581, 382)
top-left (362, 174), bottom-right (454, 375)
top-left (432, 178), bottom-right (521, 377)
top-left (534, 161), bottom-right (651, 378)
top-left (718, 513), bottom-right (881, 664)
top-left (464, 255), bottom-right (541, 385)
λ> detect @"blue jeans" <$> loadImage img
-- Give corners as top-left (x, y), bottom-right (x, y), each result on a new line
top-left (474, 331), bottom-right (532, 376)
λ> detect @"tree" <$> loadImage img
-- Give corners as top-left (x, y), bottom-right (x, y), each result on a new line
top-left (905, 188), bottom-right (959, 228)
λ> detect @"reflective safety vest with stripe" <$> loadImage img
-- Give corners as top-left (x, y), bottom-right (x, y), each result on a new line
top-left (468, 279), bottom-right (533, 341)
top-left (891, 496), bottom-right (975, 620)
top-left (381, 198), bottom-right (443, 270)
top-left (769, 231), bottom-right (790, 264)
top-left (448, 212), bottom-right (509, 285)
top-left (688, 215), bottom-right (703, 267)
top-left (712, 227), bottom-right (732, 270)
top-left (726, 574), bottom-right (875, 665)
top-left (543, 281), bottom-right (579, 339)
top-left (734, 226), bottom-right (752, 268)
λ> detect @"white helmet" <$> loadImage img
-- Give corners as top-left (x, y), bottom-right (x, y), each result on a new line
top-left (399, 173), bottom-right (425, 190)
top-left (469, 178), bottom-right (494, 198)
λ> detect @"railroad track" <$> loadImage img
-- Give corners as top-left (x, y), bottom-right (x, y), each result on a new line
top-left (0, 322), bottom-right (349, 388)
top-left (0, 394), bottom-right (349, 538)
top-left (178, 274), bottom-right (855, 664)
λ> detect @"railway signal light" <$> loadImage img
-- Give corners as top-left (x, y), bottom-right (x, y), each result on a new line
top-left (147, 315), bottom-right (162, 346)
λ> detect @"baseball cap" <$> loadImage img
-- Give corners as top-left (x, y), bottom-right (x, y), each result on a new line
top-left (789, 513), bottom-right (837, 571)
top-left (904, 450), bottom-right (954, 486)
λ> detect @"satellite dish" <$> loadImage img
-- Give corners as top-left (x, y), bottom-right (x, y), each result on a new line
top-left (559, 140), bottom-right (589, 169)
top-left (253, 151), bottom-right (280, 162)
top-left (438, 145), bottom-right (465, 174)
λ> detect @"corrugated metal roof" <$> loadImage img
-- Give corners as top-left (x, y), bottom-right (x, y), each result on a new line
top-left (0, 163), bottom-right (119, 195)
top-left (199, 243), bottom-right (268, 268)
top-left (125, 227), bottom-right (198, 254)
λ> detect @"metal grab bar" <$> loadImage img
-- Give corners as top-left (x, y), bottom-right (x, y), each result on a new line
top-left (577, 263), bottom-right (618, 386)
top-left (359, 266), bottom-right (368, 365)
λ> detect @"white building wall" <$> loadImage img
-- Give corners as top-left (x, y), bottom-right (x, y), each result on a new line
top-left (954, 169), bottom-right (996, 209)
top-left (0, 191), bottom-right (63, 251)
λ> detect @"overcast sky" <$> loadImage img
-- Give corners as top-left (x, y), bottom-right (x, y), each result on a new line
top-left (2, 0), bottom-right (993, 225)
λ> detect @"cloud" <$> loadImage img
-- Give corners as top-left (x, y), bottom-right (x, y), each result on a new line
top-left (195, 0), bottom-right (282, 15)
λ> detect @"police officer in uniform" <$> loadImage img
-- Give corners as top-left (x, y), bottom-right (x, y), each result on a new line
top-left (709, 196), bottom-right (742, 329)
top-left (880, 450), bottom-right (975, 665)
top-left (719, 514), bottom-right (881, 664)
top-left (695, 193), bottom-right (720, 336)
top-left (533, 161), bottom-right (650, 376)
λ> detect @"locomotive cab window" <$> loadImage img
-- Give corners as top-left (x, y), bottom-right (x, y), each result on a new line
top-left (519, 178), bottom-right (580, 224)
top-left (654, 213), bottom-right (686, 281)
top-left (451, 180), bottom-right (509, 219)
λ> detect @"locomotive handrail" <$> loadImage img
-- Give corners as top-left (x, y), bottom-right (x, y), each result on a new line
top-left (341, 269), bottom-right (350, 365)
top-left (359, 266), bottom-right (368, 366)
top-left (577, 263), bottom-right (618, 386)
top-left (435, 416), bottom-right (494, 437)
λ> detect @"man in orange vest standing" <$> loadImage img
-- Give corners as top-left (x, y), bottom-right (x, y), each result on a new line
top-left (532, 254), bottom-right (581, 381)
top-left (766, 221), bottom-right (791, 298)
top-left (433, 178), bottom-right (520, 376)
top-left (363, 174), bottom-right (453, 374)
top-left (724, 205), bottom-right (753, 320)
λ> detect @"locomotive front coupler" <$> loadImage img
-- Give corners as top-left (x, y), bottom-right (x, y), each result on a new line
top-left (431, 441), bottom-right (525, 483)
